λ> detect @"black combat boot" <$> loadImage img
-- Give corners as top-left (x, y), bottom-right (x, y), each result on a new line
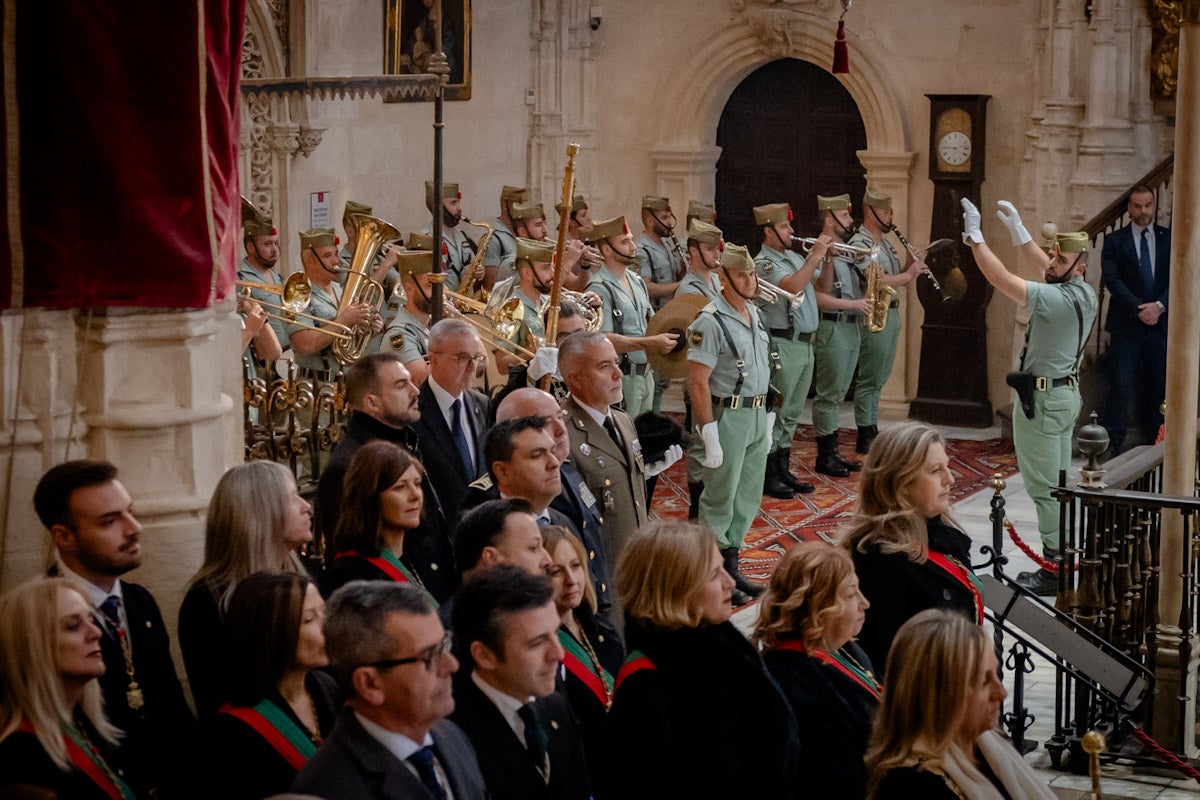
top-left (835, 431), bottom-right (862, 472)
top-left (815, 434), bottom-right (850, 478)
top-left (721, 547), bottom-right (764, 600)
top-left (777, 447), bottom-right (814, 494)
top-left (1016, 548), bottom-right (1059, 596)
top-left (688, 482), bottom-right (704, 521)
top-left (763, 449), bottom-right (797, 499)
top-left (856, 424), bottom-right (878, 455)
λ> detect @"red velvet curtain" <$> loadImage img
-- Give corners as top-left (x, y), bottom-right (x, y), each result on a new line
top-left (1, 0), bottom-right (244, 309)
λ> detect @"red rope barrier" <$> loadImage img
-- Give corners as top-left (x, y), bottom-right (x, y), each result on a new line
top-left (1003, 518), bottom-right (1078, 572)
top-left (1130, 726), bottom-right (1200, 783)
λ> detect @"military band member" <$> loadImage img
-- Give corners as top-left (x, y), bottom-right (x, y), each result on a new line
top-left (492, 237), bottom-right (556, 375)
top-left (376, 235), bottom-right (437, 386)
top-left (962, 199), bottom-right (1098, 595)
top-left (849, 187), bottom-right (928, 454)
top-left (585, 216), bottom-right (677, 417)
top-left (339, 199), bottom-right (402, 314)
top-left (686, 244), bottom-right (774, 607)
top-left (238, 199), bottom-right (286, 346)
top-left (554, 193), bottom-right (602, 292)
top-left (483, 184), bottom-right (528, 291)
top-left (637, 196), bottom-right (686, 309)
top-left (287, 228), bottom-right (380, 378)
top-left (754, 201), bottom-right (828, 499)
top-left (685, 199), bottom-right (717, 230)
top-left (495, 201), bottom-right (550, 282)
top-left (812, 194), bottom-right (870, 477)
top-left (425, 180), bottom-right (479, 293)
top-left (339, 199), bottom-right (372, 271)
top-left (559, 193), bottom-right (594, 241)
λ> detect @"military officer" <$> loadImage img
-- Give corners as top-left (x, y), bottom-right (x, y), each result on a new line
top-left (375, 234), bottom-right (436, 386)
top-left (849, 187), bottom-right (927, 454)
top-left (237, 198), bottom-right (286, 347)
top-left (425, 180), bottom-right (479, 293)
top-left (963, 199), bottom-right (1097, 595)
top-left (811, 194), bottom-right (870, 477)
top-left (753, 201), bottom-right (828, 499)
top-left (686, 244), bottom-right (774, 606)
top-left (482, 184), bottom-right (528, 291)
top-left (585, 215), bottom-right (677, 416)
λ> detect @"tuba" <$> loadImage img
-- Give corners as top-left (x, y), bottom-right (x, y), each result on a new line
top-left (863, 255), bottom-right (896, 333)
top-left (332, 214), bottom-right (396, 364)
top-left (456, 218), bottom-right (493, 300)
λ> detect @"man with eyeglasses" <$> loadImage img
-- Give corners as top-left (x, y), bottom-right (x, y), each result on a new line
top-left (415, 319), bottom-right (491, 522)
top-left (293, 581), bottom-right (488, 799)
top-left (450, 565), bottom-right (592, 800)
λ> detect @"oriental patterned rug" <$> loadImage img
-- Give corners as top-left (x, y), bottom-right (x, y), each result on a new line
top-left (649, 423), bottom-right (1018, 583)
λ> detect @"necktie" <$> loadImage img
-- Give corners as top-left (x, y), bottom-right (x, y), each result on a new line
top-left (98, 595), bottom-right (122, 640)
top-left (517, 702), bottom-right (549, 772)
top-left (407, 745), bottom-right (446, 800)
top-left (450, 398), bottom-right (475, 476)
top-left (602, 416), bottom-right (622, 450)
top-left (536, 515), bottom-right (550, 527)
top-left (1139, 229), bottom-right (1154, 290)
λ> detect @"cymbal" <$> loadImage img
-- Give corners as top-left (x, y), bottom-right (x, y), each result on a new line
top-left (645, 293), bottom-right (711, 379)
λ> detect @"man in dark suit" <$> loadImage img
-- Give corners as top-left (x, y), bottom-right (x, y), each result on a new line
top-left (415, 318), bottom-right (490, 521)
top-left (1101, 184), bottom-right (1171, 452)
top-left (34, 460), bottom-right (196, 799)
top-left (317, 352), bottom-right (457, 600)
top-left (451, 565), bottom-right (593, 800)
top-left (293, 581), bottom-right (488, 800)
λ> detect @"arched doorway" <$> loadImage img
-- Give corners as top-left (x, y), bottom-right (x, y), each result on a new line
top-left (715, 59), bottom-right (867, 249)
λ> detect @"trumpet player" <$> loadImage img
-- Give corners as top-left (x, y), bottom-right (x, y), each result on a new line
top-left (482, 184), bottom-right (528, 292)
top-left (238, 199), bottom-right (286, 349)
top-left (753, 201), bottom-right (825, 498)
top-left (555, 193), bottom-right (603, 291)
top-left (850, 187), bottom-right (929, 454)
top-left (495, 201), bottom-right (550, 283)
top-left (288, 228), bottom-right (382, 379)
top-left (424, 180), bottom-right (479, 293)
top-left (376, 238), bottom-right (437, 386)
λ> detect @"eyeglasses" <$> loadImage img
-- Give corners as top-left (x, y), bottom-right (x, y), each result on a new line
top-left (432, 352), bottom-right (487, 367)
top-left (366, 632), bottom-right (454, 674)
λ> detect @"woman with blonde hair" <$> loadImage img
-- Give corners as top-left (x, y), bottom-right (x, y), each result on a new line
top-left (0, 578), bottom-right (133, 799)
top-left (840, 421), bottom-right (982, 672)
top-left (866, 608), bottom-right (1054, 799)
top-left (179, 460), bottom-right (314, 716)
top-left (754, 541), bottom-right (878, 799)
top-left (607, 519), bottom-right (799, 799)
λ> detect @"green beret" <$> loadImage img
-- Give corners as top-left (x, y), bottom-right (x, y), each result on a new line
top-left (397, 249), bottom-right (434, 277)
top-left (583, 215), bottom-right (629, 244)
top-left (241, 197), bottom-right (275, 238)
top-left (753, 203), bottom-right (791, 226)
top-left (299, 228), bottom-right (338, 249)
top-left (511, 202), bottom-right (546, 221)
top-left (555, 194), bottom-right (588, 214)
top-left (424, 181), bottom-right (461, 211)
top-left (501, 185), bottom-right (528, 203)
top-left (818, 193), bottom-right (851, 211)
top-left (343, 200), bottom-right (372, 221)
top-left (720, 243), bottom-right (755, 273)
top-left (516, 237), bottom-right (555, 264)
top-left (863, 187), bottom-right (891, 210)
top-left (405, 233), bottom-right (434, 251)
top-left (1056, 232), bottom-right (1090, 253)
top-left (687, 220), bottom-right (723, 245)
top-left (687, 201), bottom-right (716, 222)
top-left (642, 195), bottom-right (671, 212)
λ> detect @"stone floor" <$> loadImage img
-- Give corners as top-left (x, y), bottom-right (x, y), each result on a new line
top-left (709, 399), bottom-right (1200, 798)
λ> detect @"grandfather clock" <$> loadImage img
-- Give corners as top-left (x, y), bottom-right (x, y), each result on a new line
top-left (910, 94), bottom-right (994, 427)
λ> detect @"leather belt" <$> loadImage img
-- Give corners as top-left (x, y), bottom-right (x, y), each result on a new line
top-left (768, 328), bottom-right (813, 343)
top-left (821, 312), bottom-right (860, 324)
top-left (622, 362), bottom-right (650, 376)
top-left (1034, 375), bottom-right (1075, 390)
top-left (712, 394), bottom-right (766, 409)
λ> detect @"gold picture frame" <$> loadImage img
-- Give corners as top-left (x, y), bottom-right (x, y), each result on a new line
top-left (384, 0), bottom-right (472, 102)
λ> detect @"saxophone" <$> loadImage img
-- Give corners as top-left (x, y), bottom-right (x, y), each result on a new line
top-left (863, 254), bottom-right (896, 333)
top-left (456, 218), bottom-right (493, 300)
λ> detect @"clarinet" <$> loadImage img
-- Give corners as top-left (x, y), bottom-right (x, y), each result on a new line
top-left (889, 223), bottom-right (952, 303)
top-left (666, 234), bottom-right (689, 281)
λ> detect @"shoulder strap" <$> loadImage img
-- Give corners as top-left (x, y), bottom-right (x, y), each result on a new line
top-left (598, 282), bottom-right (624, 334)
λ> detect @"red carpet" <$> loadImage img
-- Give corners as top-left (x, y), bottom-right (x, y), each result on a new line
top-left (650, 424), bottom-right (1018, 582)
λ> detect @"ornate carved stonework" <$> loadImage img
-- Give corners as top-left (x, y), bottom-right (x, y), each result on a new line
top-left (297, 124), bottom-right (326, 158)
top-left (241, 27), bottom-right (275, 218)
top-left (267, 122), bottom-right (301, 156)
top-left (266, 0), bottom-right (288, 55)
top-left (1148, 0), bottom-right (1179, 100)
top-left (730, 1), bottom-right (831, 58)
top-left (728, 0), bottom-right (831, 10)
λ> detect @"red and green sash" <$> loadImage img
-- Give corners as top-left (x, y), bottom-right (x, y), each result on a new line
top-left (335, 549), bottom-right (414, 584)
top-left (558, 628), bottom-right (613, 707)
top-left (18, 719), bottom-right (135, 800)
top-left (614, 648), bottom-right (656, 693)
top-left (927, 551), bottom-right (985, 624)
top-left (219, 698), bottom-right (317, 771)
top-left (772, 640), bottom-right (883, 701)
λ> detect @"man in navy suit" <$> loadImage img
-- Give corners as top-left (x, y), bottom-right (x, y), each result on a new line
top-left (451, 565), bottom-right (593, 800)
top-left (415, 318), bottom-right (490, 522)
top-left (293, 581), bottom-right (488, 800)
top-left (1101, 185), bottom-right (1171, 452)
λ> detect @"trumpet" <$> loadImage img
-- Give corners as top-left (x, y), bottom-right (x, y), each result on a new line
top-left (791, 237), bottom-right (880, 264)
top-left (443, 290), bottom-right (538, 360)
top-left (235, 274), bottom-right (356, 340)
top-left (754, 277), bottom-right (805, 309)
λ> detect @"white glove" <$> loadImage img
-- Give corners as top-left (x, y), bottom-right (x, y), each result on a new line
top-left (528, 346), bottom-right (559, 382)
top-left (766, 411), bottom-right (777, 437)
top-left (961, 198), bottom-right (985, 245)
top-left (645, 444), bottom-right (684, 477)
top-left (995, 200), bottom-right (1032, 246)
top-left (700, 422), bottom-right (723, 469)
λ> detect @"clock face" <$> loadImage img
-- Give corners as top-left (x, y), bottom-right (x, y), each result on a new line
top-left (938, 131), bottom-right (972, 166)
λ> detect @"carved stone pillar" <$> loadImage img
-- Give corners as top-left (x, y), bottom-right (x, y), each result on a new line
top-left (74, 304), bottom-right (242, 633)
top-left (649, 147), bottom-right (724, 213)
top-left (267, 121), bottom-right (300, 270)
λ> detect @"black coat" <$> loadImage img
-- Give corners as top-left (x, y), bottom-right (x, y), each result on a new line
top-left (450, 678), bottom-right (592, 800)
top-left (324, 549), bottom-right (439, 600)
top-left (413, 381), bottom-right (489, 524)
top-left (0, 716), bottom-right (129, 800)
top-left (763, 641), bottom-right (880, 800)
top-left (558, 608), bottom-right (622, 799)
top-left (607, 619), bottom-right (800, 799)
top-left (203, 671), bottom-right (342, 800)
top-left (178, 579), bottom-right (227, 719)
top-left (316, 410), bottom-right (457, 601)
top-left (851, 516), bottom-right (979, 674)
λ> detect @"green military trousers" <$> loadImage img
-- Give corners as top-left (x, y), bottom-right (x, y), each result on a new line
top-left (770, 337), bottom-right (815, 451)
top-left (811, 318), bottom-right (861, 437)
top-left (1012, 385), bottom-right (1081, 551)
top-left (698, 406), bottom-right (768, 550)
top-left (855, 306), bottom-right (900, 426)
top-left (621, 370), bottom-right (655, 418)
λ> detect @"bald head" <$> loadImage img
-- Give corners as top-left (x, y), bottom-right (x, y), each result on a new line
top-left (496, 388), bottom-right (569, 462)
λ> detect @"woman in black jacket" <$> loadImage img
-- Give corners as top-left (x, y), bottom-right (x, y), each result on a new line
top-left (840, 422), bottom-right (983, 673)
top-left (607, 519), bottom-right (800, 800)
top-left (754, 541), bottom-right (879, 800)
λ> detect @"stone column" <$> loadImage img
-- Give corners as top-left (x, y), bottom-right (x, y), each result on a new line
top-left (1153, 0), bottom-right (1200, 757)
top-left (649, 147), bottom-right (724, 216)
top-left (268, 120), bottom-right (300, 271)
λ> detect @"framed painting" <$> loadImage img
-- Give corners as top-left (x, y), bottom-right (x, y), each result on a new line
top-left (384, 0), bottom-right (472, 101)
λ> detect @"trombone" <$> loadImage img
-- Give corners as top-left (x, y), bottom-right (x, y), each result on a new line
top-left (443, 289), bottom-right (538, 360)
top-left (791, 237), bottom-right (880, 264)
top-left (235, 273), bottom-right (356, 340)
